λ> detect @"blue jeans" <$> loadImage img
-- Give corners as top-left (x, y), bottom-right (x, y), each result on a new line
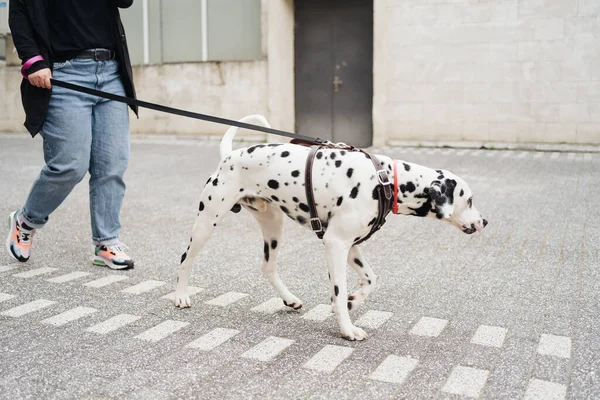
top-left (21, 58), bottom-right (130, 246)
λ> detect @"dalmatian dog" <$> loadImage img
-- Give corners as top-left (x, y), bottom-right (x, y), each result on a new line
top-left (175, 115), bottom-right (487, 341)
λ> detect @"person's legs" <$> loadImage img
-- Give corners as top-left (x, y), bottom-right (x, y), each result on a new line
top-left (88, 59), bottom-right (130, 246)
top-left (20, 61), bottom-right (95, 228)
top-left (87, 59), bottom-right (133, 270)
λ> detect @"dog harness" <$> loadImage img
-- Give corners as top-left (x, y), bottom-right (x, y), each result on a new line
top-left (303, 143), bottom-right (394, 245)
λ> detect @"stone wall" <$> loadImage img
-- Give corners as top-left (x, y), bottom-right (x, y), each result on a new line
top-left (375, 0), bottom-right (600, 145)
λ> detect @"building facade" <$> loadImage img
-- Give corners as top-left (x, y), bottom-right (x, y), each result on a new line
top-left (1, 0), bottom-right (599, 146)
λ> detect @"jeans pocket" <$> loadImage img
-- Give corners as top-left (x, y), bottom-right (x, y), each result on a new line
top-left (52, 60), bottom-right (71, 71)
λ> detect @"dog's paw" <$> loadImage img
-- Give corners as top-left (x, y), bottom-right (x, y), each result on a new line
top-left (174, 293), bottom-right (192, 308)
top-left (340, 325), bottom-right (368, 341)
top-left (282, 296), bottom-right (303, 310)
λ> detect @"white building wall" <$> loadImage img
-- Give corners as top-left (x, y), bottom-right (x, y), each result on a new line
top-left (375, 0), bottom-right (600, 145)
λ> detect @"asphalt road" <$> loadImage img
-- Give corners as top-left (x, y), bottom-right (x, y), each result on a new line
top-left (0, 133), bottom-right (598, 399)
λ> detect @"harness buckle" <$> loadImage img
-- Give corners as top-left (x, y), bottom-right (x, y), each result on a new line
top-left (310, 218), bottom-right (323, 233)
top-left (377, 170), bottom-right (391, 186)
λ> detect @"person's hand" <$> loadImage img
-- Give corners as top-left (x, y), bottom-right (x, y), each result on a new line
top-left (28, 68), bottom-right (52, 89)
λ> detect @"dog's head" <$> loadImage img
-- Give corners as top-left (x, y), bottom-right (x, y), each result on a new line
top-left (427, 174), bottom-right (487, 234)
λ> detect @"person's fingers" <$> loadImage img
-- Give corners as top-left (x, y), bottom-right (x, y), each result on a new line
top-left (44, 74), bottom-right (52, 89)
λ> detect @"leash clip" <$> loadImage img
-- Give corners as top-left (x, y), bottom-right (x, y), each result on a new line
top-left (310, 218), bottom-right (323, 233)
top-left (377, 170), bottom-right (391, 186)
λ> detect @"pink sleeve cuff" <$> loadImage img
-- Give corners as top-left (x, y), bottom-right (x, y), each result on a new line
top-left (21, 55), bottom-right (45, 79)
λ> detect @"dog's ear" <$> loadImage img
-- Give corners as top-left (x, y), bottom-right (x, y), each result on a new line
top-left (429, 180), bottom-right (454, 219)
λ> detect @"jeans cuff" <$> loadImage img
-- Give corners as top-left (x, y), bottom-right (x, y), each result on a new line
top-left (94, 237), bottom-right (121, 246)
top-left (19, 209), bottom-right (46, 230)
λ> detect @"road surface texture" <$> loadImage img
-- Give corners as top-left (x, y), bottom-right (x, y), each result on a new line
top-left (0, 133), bottom-right (598, 399)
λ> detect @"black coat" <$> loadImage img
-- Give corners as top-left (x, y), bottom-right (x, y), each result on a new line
top-left (9, 0), bottom-right (138, 137)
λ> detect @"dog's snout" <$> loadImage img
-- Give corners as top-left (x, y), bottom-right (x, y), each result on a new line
top-left (483, 219), bottom-right (488, 228)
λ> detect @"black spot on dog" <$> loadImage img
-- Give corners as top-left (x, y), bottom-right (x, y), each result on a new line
top-left (347, 301), bottom-right (353, 310)
top-left (299, 203), bottom-right (310, 213)
top-left (335, 160), bottom-right (342, 168)
top-left (350, 185), bottom-right (359, 199)
top-left (264, 241), bottom-right (270, 262)
top-left (292, 197), bottom-right (299, 203)
top-left (271, 195), bottom-right (279, 202)
top-left (281, 151), bottom-right (290, 157)
top-left (403, 163), bottom-right (411, 171)
top-left (460, 189), bottom-right (464, 197)
top-left (296, 216), bottom-right (307, 224)
top-left (271, 239), bottom-right (278, 250)
top-left (231, 204), bottom-right (241, 213)
top-left (316, 151), bottom-right (323, 159)
top-left (280, 206), bottom-right (289, 214)
top-left (337, 196), bottom-right (343, 206)
top-left (208, 196), bottom-right (212, 201)
top-left (372, 187), bottom-right (379, 200)
top-left (291, 170), bottom-right (300, 177)
top-left (268, 180), bottom-right (280, 189)
top-left (347, 168), bottom-right (354, 178)
top-left (354, 258), bottom-right (363, 267)
top-left (330, 152), bottom-right (336, 160)
top-left (199, 201), bottom-right (205, 211)
top-left (406, 182), bottom-right (416, 193)
top-left (334, 285), bottom-right (339, 297)
top-left (230, 165), bottom-right (234, 171)
top-left (212, 178), bottom-right (219, 186)
top-left (368, 279), bottom-right (372, 285)
top-left (180, 252), bottom-right (187, 264)
top-left (206, 177), bottom-right (212, 185)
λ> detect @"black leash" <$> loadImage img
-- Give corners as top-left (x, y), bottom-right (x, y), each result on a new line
top-left (50, 78), bottom-right (325, 144)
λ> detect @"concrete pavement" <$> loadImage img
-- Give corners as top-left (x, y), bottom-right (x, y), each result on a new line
top-left (0, 134), bottom-right (598, 399)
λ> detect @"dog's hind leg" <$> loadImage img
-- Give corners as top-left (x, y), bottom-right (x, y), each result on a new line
top-left (347, 246), bottom-right (377, 310)
top-left (174, 178), bottom-right (239, 308)
top-left (250, 205), bottom-right (303, 309)
top-left (324, 235), bottom-right (368, 341)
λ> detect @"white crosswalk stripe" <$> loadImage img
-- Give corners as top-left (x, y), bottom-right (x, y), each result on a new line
top-left (533, 152), bottom-right (544, 159)
top-left (409, 317), bottom-right (448, 337)
top-left (241, 336), bottom-right (295, 361)
top-left (550, 152), bottom-right (560, 159)
top-left (524, 379), bottom-right (567, 400)
top-left (537, 334), bottom-right (571, 359)
top-left (47, 271), bottom-right (91, 283)
top-left (303, 345), bottom-right (354, 374)
top-left (567, 152), bottom-right (577, 161)
top-left (0, 265), bottom-right (18, 273)
top-left (13, 267), bottom-right (58, 278)
top-left (161, 286), bottom-right (204, 301)
top-left (41, 306), bottom-right (97, 326)
top-left (355, 310), bottom-right (393, 329)
top-left (442, 365), bottom-right (489, 398)
top-left (301, 304), bottom-right (333, 322)
top-left (135, 320), bottom-right (189, 342)
top-left (121, 280), bottom-right (166, 295)
top-left (186, 327), bottom-right (240, 350)
top-left (205, 291), bottom-right (248, 307)
top-left (0, 299), bottom-right (56, 317)
top-left (86, 314), bottom-right (141, 335)
top-left (500, 151), bottom-right (512, 158)
top-left (83, 275), bottom-right (129, 288)
top-left (470, 325), bottom-right (507, 348)
top-left (250, 297), bottom-right (287, 314)
top-left (369, 355), bottom-right (419, 384)
top-left (0, 293), bottom-right (16, 303)
top-left (517, 151), bottom-right (528, 158)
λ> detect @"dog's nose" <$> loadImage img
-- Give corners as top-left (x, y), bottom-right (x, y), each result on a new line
top-left (483, 219), bottom-right (488, 228)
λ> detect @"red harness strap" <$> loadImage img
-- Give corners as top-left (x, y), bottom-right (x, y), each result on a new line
top-left (392, 160), bottom-right (399, 215)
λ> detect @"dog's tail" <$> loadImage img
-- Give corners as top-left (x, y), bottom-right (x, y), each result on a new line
top-left (220, 115), bottom-right (271, 159)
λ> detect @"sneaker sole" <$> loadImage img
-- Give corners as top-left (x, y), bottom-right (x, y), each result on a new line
top-left (6, 212), bottom-right (29, 263)
top-left (92, 256), bottom-right (134, 270)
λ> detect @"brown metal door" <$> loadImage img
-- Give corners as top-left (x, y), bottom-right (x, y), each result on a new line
top-left (294, 0), bottom-right (374, 147)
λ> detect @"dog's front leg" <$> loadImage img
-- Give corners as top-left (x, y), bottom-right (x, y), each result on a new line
top-left (324, 236), bottom-right (368, 341)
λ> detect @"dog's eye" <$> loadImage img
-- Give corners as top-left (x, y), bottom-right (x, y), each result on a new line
top-left (467, 197), bottom-right (473, 208)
